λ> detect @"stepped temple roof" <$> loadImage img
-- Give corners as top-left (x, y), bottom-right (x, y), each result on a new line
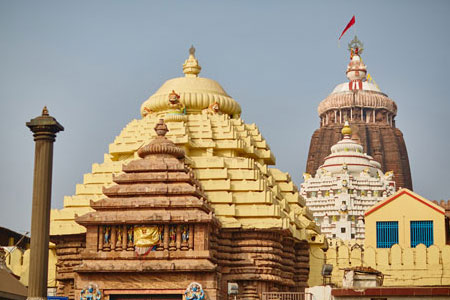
top-left (321, 121), bottom-right (383, 177)
top-left (51, 47), bottom-right (320, 245)
top-left (76, 119), bottom-right (216, 228)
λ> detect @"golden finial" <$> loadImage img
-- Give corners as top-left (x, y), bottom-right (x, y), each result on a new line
top-left (42, 106), bottom-right (49, 116)
top-left (341, 121), bottom-right (352, 136)
top-left (183, 45), bottom-right (201, 77)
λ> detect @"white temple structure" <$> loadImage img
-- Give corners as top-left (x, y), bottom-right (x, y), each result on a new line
top-left (301, 122), bottom-right (396, 241)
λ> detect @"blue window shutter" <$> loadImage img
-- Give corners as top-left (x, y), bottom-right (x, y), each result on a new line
top-left (410, 221), bottom-right (433, 247)
top-left (376, 221), bottom-right (399, 248)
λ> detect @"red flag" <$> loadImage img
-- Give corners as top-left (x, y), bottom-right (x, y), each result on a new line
top-left (338, 16), bottom-right (355, 40)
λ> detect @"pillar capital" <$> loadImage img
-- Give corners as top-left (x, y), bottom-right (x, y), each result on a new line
top-left (26, 106), bottom-right (64, 141)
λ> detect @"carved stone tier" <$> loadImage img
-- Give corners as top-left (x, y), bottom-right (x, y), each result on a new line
top-left (318, 90), bottom-right (397, 127)
top-left (306, 122), bottom-right (412, 190)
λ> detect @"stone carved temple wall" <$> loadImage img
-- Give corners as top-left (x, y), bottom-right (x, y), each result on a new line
top-left (306, 37), bottom-right (412, 190)
top-left (50, 48), bottom-right (325, 300)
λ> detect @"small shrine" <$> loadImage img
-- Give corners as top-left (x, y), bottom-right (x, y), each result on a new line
top-left (75, 119), bottom-right (220, 299)
top-left (301, 122), bottom-right (396, 241)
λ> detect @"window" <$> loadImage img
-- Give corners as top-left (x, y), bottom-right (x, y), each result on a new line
top-left (410, 220), bottom-right (433, 247)
top-left (351, 234), bottom-right (355, 239)
top-left (341, 228), bottom-right (346, 233)
top-left (376, 221), bottom-right (398, 248)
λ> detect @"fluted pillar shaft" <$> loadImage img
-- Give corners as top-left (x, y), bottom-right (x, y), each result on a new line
top-left (26, 107), bottom-right (63, 300)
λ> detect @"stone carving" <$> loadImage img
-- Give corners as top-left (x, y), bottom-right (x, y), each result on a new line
top-left (184, 282), bottom-right (205, 300)
top-left (80, 283), bottom-right (101, 300)
top-left (142, 107), bottom-right (154, 117)
top-left (169, 225), bottom-right (177, 251)
top-left (134, 225), bottom-right (160, 256)
top-left (165, 90), bottom-right (187, 122)
top-left (384, 170), bottom-right (394, 181)
top-left (167, 90), bottom-right (186, 115)
top-left (303, 172), bottom-right (311, 181)
top-left (103, 226), bottom-right (111, 249)
top-left (202, 101), bottom-right (221, 115)
top-left (157, 225), bottom-right (164, 250)
top-left (126, 225), bottom-right (134, 249)
top-left (116, 226), bottom-right (122, 249)
top-left (181, 225), bottom-right (189, 250)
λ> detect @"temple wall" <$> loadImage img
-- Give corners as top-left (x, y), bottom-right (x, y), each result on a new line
top-left (313, 244), bottom-right (450, 287)
top-left (4, 245), bottom-right (57, 290)
top-left (51, 229), bottom-right (312, 300)
top-left (307, 244), bottom-right (325, 287)
top-left (53, 235), bottom-right (85, 300)
top-left (75, 272), bottom-right (220, 300)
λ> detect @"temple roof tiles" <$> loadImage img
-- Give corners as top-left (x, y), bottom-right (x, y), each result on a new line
top-left (51, 48), bottom-right (318, 243)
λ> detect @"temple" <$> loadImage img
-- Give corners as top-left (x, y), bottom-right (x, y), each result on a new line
top-left (301, 121), bottom-right (396, 241)
top-left (305, 36), bottom-right (412, 190)
top-left (50, 47), bottom-right (325, 300)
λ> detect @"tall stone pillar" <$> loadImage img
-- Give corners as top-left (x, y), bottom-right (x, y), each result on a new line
top-left (26, 107), bottom-right (64, 300)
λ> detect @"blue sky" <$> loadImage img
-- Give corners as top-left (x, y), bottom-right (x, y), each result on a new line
top-left (1, 0), bottom-right (449, 233)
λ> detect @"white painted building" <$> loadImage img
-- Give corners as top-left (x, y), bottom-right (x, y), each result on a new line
top-left (301, 122), bottom-right (396, 241)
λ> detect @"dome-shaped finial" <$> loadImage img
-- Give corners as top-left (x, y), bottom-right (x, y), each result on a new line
top-left (154, 119), bottom-right (168, 137)
top-left (183, 45), bottom-right (201, 77)
top-left (342, 121), bottom-right (352, 137)
top-left (42, 106), bottom-right (49, 116)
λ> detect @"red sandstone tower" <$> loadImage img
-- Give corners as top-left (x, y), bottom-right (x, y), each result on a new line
top-left (306, 37), bottom-right (412, 190)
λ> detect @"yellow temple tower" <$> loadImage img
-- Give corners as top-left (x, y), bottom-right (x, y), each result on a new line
top-left (49, 47), bottom-right (325, 298)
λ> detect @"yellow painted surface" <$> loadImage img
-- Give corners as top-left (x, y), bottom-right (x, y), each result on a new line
top-left (307, 189), bottom-right (449, 287)
top-left (308, 244), bottom-right (326, 287)
top-left (314, 243), bottom-right (450, 287)
top-left (5, 247), bottom-right (23, 276)
top-left (4, 245), bottom-right (57, 288)
top-left (49, 49), bottom-right (322, 249)
top-left (365, 188), bottom-right (446, 248)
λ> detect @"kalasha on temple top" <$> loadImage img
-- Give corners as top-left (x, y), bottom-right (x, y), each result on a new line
top-left (306, 36), bottom-right (412, 190)
top-left (140, 46), bottom-right (241, 119)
